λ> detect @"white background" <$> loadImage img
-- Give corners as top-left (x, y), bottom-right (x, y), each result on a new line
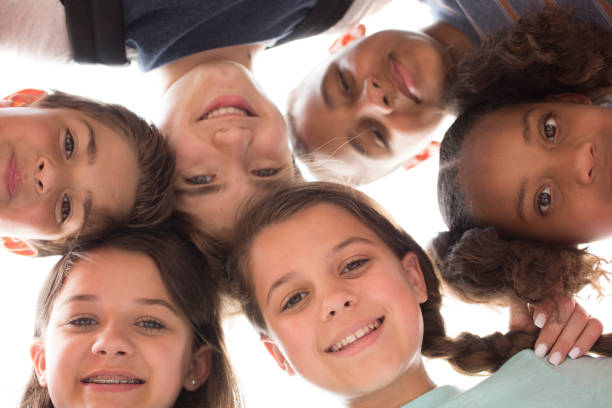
top-left (1, 2), bottom-right (610, 407)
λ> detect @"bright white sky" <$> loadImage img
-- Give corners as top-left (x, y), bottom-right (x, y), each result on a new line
top-left (1, 2), bottom-right (610, 407)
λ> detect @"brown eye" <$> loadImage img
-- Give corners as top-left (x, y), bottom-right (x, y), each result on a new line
top-left (60, 194), bottom-right (71, 223)
top-left (65, 130), bottom-right (75, 159)
top-left (536, 186), bottom-right (552, 214)
top-left (543, 115), bottom-right (557, 141)
top-left (337, 68), bottom-right (352, 97)
top-left (281, 292), bottom-right (307, 311)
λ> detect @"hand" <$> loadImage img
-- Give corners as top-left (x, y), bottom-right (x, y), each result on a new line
top-left (509, 295), bottom-right (602, 365)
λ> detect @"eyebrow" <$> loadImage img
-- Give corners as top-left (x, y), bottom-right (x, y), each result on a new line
top-left (136, 298), bottom-right (179, 315)
top-left (516, 178), bottom-right (528, 223)
top-left (81, 191), bottom-right (93, 230)
top-left (265, 236), bottom-right (373, 305)
top-left (61, 294), bottom-right (98, 307)
top-left (177, 178), bottom-right (287, 197)
top-left (522, 108), bottom-right (535, 143)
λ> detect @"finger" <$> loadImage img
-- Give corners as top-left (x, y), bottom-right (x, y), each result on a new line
top-left (532, 296), bottom-right (575, 329)
top-left (566, 318), bottom-right (603, 360)
top-left (532, 297), bottom-right (577, 359)
top-left (545, 304), bottom-right (590, 365)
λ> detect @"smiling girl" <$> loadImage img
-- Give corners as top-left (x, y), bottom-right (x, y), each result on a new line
top-left (226, 182), bottom-right (612, 407)
top-left (21, 219), bottom-right (240, 408)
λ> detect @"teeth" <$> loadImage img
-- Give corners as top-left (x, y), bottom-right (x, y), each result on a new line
top-left (328, 317), bottom-right (383, 353)
top-left (204, 106), bottom-right (250, 119)
top-left (83, 376), bottom-right (143, 384)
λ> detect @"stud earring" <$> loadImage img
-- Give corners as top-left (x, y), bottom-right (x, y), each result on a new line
top-left (191, 378), bottom-right (197, 386)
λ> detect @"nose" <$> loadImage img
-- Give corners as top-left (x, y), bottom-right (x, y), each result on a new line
top-left (321, 285), bottom-right (358, 321)
top-left (91, 324), bottom-right (134, 357)
top-left (569, 142), bottom-right (595, 185)
top-left (211, 126), bottom-right (254, 153)
top-left (362, 76), bottom-right (393, 114)
top-left (35, 157), bottom-right (57, 195)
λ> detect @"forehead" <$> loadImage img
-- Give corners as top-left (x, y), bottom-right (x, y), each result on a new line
top-left (58, 248), bottom-right (168, 301)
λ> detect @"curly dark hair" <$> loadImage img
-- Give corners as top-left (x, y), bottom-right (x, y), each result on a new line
top-left (443, 6), bottom-right (612, 113)
top-left (226, 181), bottom-right (612, 377)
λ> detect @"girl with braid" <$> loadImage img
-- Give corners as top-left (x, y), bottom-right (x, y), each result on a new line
top-left (226, 182), bottom-right (612, 408)
top-left (432, 5), bottom-right (612, 367)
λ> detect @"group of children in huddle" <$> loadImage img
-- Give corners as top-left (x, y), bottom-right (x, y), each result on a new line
top-left (2, 1), bottom-right (611, 407)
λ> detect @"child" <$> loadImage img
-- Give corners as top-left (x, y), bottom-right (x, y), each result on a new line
top-left (0, 89), bottom-right (174, 256)
top-left (287, 2), bottom-right (612, 184)
top-left (21, 219), bottom-right (240, 408)
top-left (432, 9), bottom-right (612, 324)
top-left (226, 181), bottom-right (612, 407)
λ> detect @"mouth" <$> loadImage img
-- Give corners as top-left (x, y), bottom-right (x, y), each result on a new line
top-left (388, 55), bottom-right (422, 104)
top-left (4, 154), bottom-right (20, 199)
top-left (81, 375), bottom-right (145, 385)
top-left (326, 316), bottom-right (385, 353)
top-left (199, 95), bottom-right (257, 120)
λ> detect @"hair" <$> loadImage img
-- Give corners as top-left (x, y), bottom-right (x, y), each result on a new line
top-left (20, 216), bottom-right (241, 408)
top-left (442, 6), bottom-right (612, 113)
top-left (226, 181), bottom-right (612, 378)
top-left (27, 90), bottom-right (176, 256)
top-left (435, 6), bottom-right (612, 306)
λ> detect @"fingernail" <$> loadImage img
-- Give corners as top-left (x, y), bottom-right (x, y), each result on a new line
top-left (534, 313), bottom-right (547, 328)
top-left (568, 347), bottom-right (580, 359)
top-left (549, 352), bottom-right (562, 366)
top-left (535, 343), bottom-right (548, 358)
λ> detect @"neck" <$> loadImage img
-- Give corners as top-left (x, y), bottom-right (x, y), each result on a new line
top-left (348, 358), bottom-right (436, 408)
top-left (422, 21), bottom-right (474, 70)
top-left (152, 43), bottom-right (263, 92)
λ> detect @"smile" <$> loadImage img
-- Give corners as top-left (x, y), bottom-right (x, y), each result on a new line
top-left (389, 55), bottom-right (421, 104)
top-left (82, 375), bottom-right (144, 385)
top-left (326, 316), bottom-right (384, 353)
top-left (199, 95), bottom-right (257, 120)
top-left (4, 154), bottom-right (20, 199)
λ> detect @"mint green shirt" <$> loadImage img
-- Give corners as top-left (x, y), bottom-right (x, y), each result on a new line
top-left (403, 350), bottom-right (611, 408)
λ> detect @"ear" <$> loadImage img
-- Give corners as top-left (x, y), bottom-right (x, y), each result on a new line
top-left (1, 237), bottom-right (38, 257)
top-left (30, 341), bottom-right (47, 388)
top-left (328, 24), bottom-right (366, 54)
top-left (545, 93), bottom-right (592, 105)
top-left (1, 89), bottom-right (47, 108)
top-left (401, 252), bottom-right (428, 304)
top-left (183, 345), bottom-right (212, 391)
top-left (260, 334), bottom-right (295, 376)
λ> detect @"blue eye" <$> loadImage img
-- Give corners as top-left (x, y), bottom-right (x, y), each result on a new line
top-left (186, 175), bottom-right (214, 185)
top-left (68, 317), bottom-right (97, 327)
top-left (281, 292), bottom-right (307, 311)
top-left (252, 168), bottom-right (281, 178)
top-left (65, 130), bottom-right (75, 159)
top-left (536, 186), bottom-right (552, 214)
top-left (137, 318), bottom-right (165, 331)
top-left (60, 194), bottom-right (71, 223)
top-left (341, 258), bottom-right (369, 275)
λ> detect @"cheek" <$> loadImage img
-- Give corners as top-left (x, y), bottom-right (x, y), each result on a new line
top-left (44, 335), bottom-right (86, 404)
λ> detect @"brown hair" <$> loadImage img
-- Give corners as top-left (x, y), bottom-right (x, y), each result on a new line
top-left (28, 90), bottom-right (176, 256)
top-left (226, 181), bottom-right (612, 377)
top-left (443, 6), bottom-right (612, 113)
top-left (20, 216), bottom-right (242, 408)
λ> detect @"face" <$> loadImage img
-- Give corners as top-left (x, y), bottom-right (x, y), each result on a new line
top-left (292, 30), bottom-right (447, 183)
top-left (159, 61), bottom-right (294, 236)
top-left (250, 204), bottom-right (428, 397)
top-left (0, 107), bottom-right (138, 240)
top-left (460, 101), bottom-right (612, 244)
top-left (33, 248), bottom-right (207, 408)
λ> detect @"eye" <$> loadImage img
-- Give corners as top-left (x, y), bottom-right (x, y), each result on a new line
top-left (252, 168), bottom-right (281, 178)
top-left (64, 130), bottom-right (75, 159)
top-left (281, 292), bottom-right (308, 312)
top-left (186, 175), bottom-right (215, 185)
top-left (341, 258), bottom-right (369, 275)
top-left (60, 194), bottom-right (72, 223)
top-left (136, 318), bottom-right (166, 332)
top-left (536, 186), bottom-right (552, 214)
top-left (337, 68), bottom-right (352, 97)
top-left (542, 114), bottom-right (558, 142)
top-left (369, 124), bottom-right (388, 149)
top-left (68, 317), bottom-right (97, 327)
